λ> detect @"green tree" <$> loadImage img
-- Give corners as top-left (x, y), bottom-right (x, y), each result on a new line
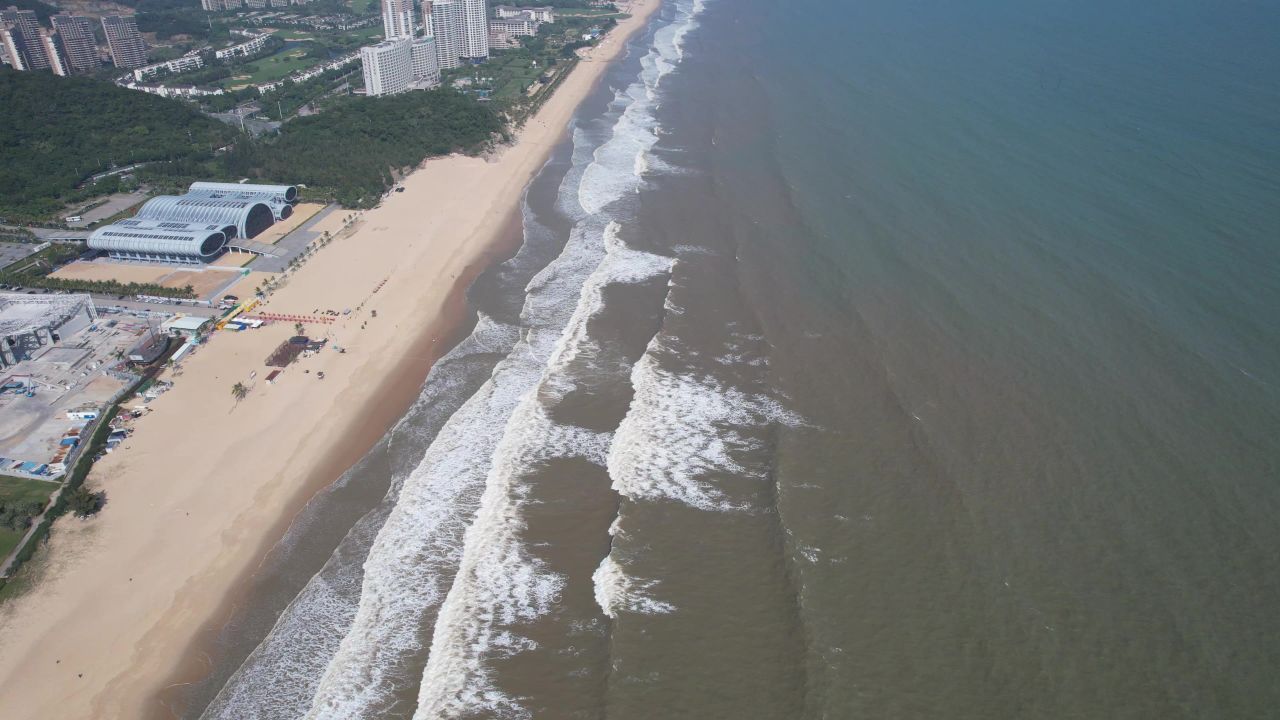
top-left (231, 382), bottom-right (249, 403)
top-left (66, 486), bottom-right (105, 518)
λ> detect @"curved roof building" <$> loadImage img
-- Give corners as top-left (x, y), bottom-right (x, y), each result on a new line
top-left (187, 182), bottom-right (298, 221)
top-left (188, 182), bottom-right (298, 204)
top-left (87, 219), bottom-right (229, 264)
top-left (136, 194), bottom-right (275, 240)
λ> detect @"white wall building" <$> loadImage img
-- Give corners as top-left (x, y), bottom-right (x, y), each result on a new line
top-left (381, 0), bottom-right (415, 39)
top-left (124, 81), bottom-right (225, 98)
top-left (215, 33), bottom-right (271, 59)
top-left (495, 5), bottom-right (554, 22)
top-left (411, 35), bottom-right (439, 87)
top-left (361, 38), bottom-right (413, 96)
top-left (428, 0), bottom-right (465, 70)
top-left (460, 0), bottom-right (487, 62)
top-left (256, 49), bottom-right (359, 93)
top-left (132, 53), bottom-right (204, 82)
top-left (38, 30), bottom-right (66, 75)
top-left (490, 14), bottom-right (540, 37)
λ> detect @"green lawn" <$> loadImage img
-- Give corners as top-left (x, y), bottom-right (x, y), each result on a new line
top-left (349, 0), bottom-right (376, 14)
top-left (224, 47), bottom-right (319, 88)
top-left (343, 26), bottom-right (384, 44)
top-left (274, 29), bottom-right (317, 41)
top-left (0, 476), bottom-right (57, 560)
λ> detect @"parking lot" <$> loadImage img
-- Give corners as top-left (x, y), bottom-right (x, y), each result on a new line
top-left (0, 242), bottom-right (40, 273)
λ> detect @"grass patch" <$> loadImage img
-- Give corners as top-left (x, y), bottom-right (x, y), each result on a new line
top-left (348, 0), bottom-right (375, 14)
top-left (344, 26), bottom-right (383, 43)
top-left (223, 47), bottom-right (318, 87)
top-left (0, 476), bottom-right (57, 560)
top-left (274, 29), bottom-right (316, 41)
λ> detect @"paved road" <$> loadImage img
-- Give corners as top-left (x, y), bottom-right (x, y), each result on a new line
top-left (250, 204), bottom-right (340, 273)
top-left (0, 241), bottom-right (40, 271)
top-left (1, 285), bottom-right (221, 318)
top-left (66, 191), bottom-right (149, 228)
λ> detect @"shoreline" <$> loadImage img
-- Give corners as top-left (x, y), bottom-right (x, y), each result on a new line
top-left (0, 2), bottom-right (661, 717)
top-left (151, 207), bottom-right (524, 720)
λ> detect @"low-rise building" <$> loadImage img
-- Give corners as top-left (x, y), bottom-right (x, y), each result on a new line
top-left (160, 315), bottom-right (211, 339)
top-left (132, 53), bottom-right (204, 81)
top-left (123, 81), bottom-right (226, 98)
top-left (215, 32), bottom-right (271, 59)
top-left (256, 49), bottom-right (359, 94)
top-left (489, 13), bottom-right (541, 38)
top-left (494, 5), bottom-right (554, 22)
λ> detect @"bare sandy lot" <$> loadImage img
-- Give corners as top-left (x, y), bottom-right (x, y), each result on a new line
top-left (252, 202), bottom-right (326, 245)
top-left (51, 261), bottom-right (244, 301)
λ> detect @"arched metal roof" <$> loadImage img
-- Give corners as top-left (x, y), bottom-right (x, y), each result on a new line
top-left (88, 219), bottom-right (228, 260)
top-left (188, 181), bottom-right (298, 204)
top-left (136, 194), bottom-right (275, 239)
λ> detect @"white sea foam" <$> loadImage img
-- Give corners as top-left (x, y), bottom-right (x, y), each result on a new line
top-left (303, 349), bottom-right (538, 719)
top-left (576, 0), bottom-right (703, 216)
top-left (592, 556), bottom-right (677, 618)
top-left (216, 1), bottom-right (708, 716)
top-left (544, 221), bottom-right (674, 400)
top-left (202, 313), bottom-right (523, 720)
top-left (413, 221), bottom-right (672, 718)
top-left (410, 399), bottom-right (587, 720)
top-left (606, 318), bottom-right (801, 512)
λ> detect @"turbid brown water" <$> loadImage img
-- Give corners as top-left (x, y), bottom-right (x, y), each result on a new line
top-left (182, 0), bottom-right (1280, 717)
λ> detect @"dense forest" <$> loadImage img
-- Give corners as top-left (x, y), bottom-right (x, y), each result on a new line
top-left (1, 70), bottom-right (504, 218)
top-left (5, 0), bottom-right (56, 22)
top-left (160, 90), bottom-right (506, 207)
top-left (0, 69), bottom-right (236, 221)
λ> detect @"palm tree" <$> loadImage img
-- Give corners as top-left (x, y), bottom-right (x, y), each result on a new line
top-left (231, 382), bottom-right (248, 403)
top-left (294, 322), bottom-right (304, 336)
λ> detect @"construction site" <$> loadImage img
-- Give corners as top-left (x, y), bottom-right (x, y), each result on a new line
top-left (0, 293), bottom-right (165, 480)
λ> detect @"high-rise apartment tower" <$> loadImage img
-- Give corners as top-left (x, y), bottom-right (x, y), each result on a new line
top-left (102, 14), bottom-right (147, 69)
top-left (51, 14), bottom-right (99, 73)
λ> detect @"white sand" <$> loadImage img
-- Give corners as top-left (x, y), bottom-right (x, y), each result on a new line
top-left (0, 2), bottom-right (661, 717)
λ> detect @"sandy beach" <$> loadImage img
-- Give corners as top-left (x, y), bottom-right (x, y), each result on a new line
top-left (0, 1), bottom-right (659, 717)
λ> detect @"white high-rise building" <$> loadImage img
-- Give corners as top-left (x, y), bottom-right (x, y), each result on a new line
top-left (460, 0), bottom-right (487, 62)
top-left (361, 38), bottom-right (413, 96)
top-left (381, 0), bottom-right (414, 40)
top-left (38, 30), bottom-right (65, 75)
top-left (410, 35), bottom-right (439, 87)
top-left (1, 26), bottom-right (25, 70)
top-left (429, 0), bottom-right (465, 70)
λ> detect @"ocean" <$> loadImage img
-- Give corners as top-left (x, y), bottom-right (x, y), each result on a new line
top-left (175, 0), bottom-right (1280, 717)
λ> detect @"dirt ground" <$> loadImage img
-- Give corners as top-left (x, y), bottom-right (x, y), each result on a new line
top-left (51, 261), bottom-right (243, 301)
top-left (252, 203), bottom-right (325, 245)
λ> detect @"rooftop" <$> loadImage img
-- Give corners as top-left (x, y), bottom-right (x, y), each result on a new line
top-left (161, 315), bottom-right (211, 332)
